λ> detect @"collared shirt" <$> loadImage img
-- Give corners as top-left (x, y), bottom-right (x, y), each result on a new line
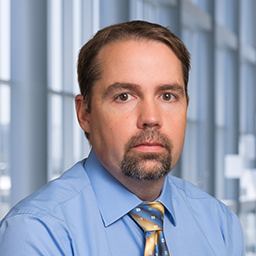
top-left (0, 150), bottom-right (244, 255)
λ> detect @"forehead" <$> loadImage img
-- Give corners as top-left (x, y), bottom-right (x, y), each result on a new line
top-left (96, 39), bottom-right (183, 86)
top-left (98, 38), bottom-right (177, 62)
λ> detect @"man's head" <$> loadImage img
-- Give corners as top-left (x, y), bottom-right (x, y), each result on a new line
top-left (77, 20), bottom-right (190, 140)
top-left (76, 21), bottom-right (190, 199)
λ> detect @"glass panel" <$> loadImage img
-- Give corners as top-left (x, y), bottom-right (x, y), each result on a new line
top-left (0, 0), bottom-right (11, 218)
top-left (216, 0), bottom-right (237, 33)
top-left (245, 63), bottom-right (255, 133)
top-left (48, 0), bottom-right (63, 92)
top-left (189, 0), bottom-right (211, 13)
top-left (182, 121), bottom-right (198, 186)
top-left (143, 1), bottom-right (157, 22)
top-left (241, 0), bottom-right (256, 46)
top-left (73, 107), bottom-right (83, 162)
top-left (134, 0), bottom-right (144, 20)
top-left (0, 85), bottom-right (10, 127)
top-left (239, 62), bottom-right (255, 134)
top-left (73, 0), bottom-right (82, 94)
top-left (91, 0), bottom-right (100, 34)
top-left (48, 94), bottom-right (63, 180)
top-left (240, 212), bottom-right (256, 255)
top-left (188, 0), bottom-right (197, 5)
top-left (63, 0), bottom-right (74, 94)
top-left (215, 127), bottom-right (226, 200)
top-left (240, 64), bottom-right (247, 133)
top-left (182, 28), bottom-right (198, 121)
top-left (225, 0), bottom-right (238, 34)
top-left (215, 49), bottom-right (226, 127)
top-left (63, 96), bottom-right (75, 170)
top-left (0, 84), bottom-right (11, 218)
top-left (73, 106), bottom-right (91, 163)
top-left (215, 0), bottom-right (225, 27)
top-left (47, 0), bottom-right (97, 181)
top-left (0, 0), bottom-right (10, 80)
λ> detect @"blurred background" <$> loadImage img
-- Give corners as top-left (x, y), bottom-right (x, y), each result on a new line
top-left (0, 0), bottom-right (255, 254)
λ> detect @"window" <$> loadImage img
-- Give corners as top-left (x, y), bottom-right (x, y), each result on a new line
top-left (0, 0), bottom-right (10, 218)
top-left (0, 1), bottom-right (255, 253)
top-left (47, 0), bottom-right (99, 180)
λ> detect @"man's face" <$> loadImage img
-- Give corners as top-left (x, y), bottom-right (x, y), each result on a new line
top-left (79, 39), bottom-right (188, 183)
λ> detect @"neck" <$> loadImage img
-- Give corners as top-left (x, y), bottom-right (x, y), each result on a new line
top-left (117, 175), bottom-right (166, 201)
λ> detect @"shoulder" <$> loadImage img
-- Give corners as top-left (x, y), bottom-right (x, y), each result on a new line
top-left (167, 175), bottom-right (212, 198)
top-left (167, 175), bottom-right (237, 217)
top-left (2, 159), bottom-right (91, 221)
top-left (168, 175), bottom-right (222, 203)
top-left (0, 158), bottom-right (112, 255)
top-left (167, 175), bottom-right (243, 228)
top-left (0, 159), bottom-right (94, 255)
top-left (167, 175), bottom-right (244, 254)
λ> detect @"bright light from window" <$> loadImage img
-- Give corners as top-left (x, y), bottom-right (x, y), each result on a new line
top-left (0, 174), bottom-right (11, 190)
top-left (0, 85), bottom-right (10, 125)
top-left (0, 0), bottom-right (10, 80)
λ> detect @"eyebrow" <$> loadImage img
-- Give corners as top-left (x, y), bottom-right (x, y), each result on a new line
top-left (103, 82), bottom-right (141, 99)
top-left (103, 82), bottom-right (185, 98)
top-left (157, 84), bottom-right (185, 96)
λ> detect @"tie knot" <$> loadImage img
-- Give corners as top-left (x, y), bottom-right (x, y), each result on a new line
top-left (130, 202), bottom-right (164, 232)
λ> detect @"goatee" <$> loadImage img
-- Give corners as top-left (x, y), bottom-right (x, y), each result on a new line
top-left (120, 128), bottom-right (172, 180)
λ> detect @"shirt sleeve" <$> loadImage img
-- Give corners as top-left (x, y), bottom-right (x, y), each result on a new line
top-left (0, 214), bottom-right (73, 256)
top-left (224, 210), bottom-right (245, 256)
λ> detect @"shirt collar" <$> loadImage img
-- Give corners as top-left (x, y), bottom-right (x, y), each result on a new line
top-left (84, 149), bottom-right (176, 227)
top-left (84, 150), bottom-right (142, 227)
top-left (157, 177), bottom-right (177, 226)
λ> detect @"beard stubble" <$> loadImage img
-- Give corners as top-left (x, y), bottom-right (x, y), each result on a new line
top-left (120, 128), bottom-right (173, 180)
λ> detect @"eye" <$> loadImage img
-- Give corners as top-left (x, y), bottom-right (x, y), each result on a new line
top-left (116, 93), bottom-right (132, 102)
top-left (161, 93), bottom-right (175, 101)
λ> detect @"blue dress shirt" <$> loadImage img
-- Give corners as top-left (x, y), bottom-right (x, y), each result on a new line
top-left (0, 150), bottom-right (244, 255)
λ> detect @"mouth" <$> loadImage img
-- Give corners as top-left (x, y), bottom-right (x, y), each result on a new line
top-left (133, 142), bottom-right (165, 153)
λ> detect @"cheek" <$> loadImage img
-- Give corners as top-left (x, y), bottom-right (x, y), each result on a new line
top-left (168, 117), bottom-right (187, 164)
top-left (89, 111), bottom-right (136, 169)
top-left (89, 109), bottom-right (132, 148)
top-left (107, 117), bottom-right (135, 146)
top-left (165, 115), bottom-right (187, 145)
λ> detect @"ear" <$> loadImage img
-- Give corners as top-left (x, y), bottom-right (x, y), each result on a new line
top-left (75, 94), bottom-right (91, 134)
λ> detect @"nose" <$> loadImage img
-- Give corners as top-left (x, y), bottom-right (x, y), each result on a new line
top-left (137, 99), bottom-right (163, 129)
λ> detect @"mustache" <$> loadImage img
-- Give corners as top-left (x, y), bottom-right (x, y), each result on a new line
top-left (124, 128), bottom-right (172, 153)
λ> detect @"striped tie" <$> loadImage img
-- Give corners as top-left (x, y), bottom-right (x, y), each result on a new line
top-left (130, 202), bottom-right (171, 256)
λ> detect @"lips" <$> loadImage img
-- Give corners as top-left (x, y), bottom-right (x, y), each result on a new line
top-left (133, 141), bottom-right (165, 153)
top-left (134, 142), bottom-right (164, 148)
top-left (124, 128), bottom-right (172, 155)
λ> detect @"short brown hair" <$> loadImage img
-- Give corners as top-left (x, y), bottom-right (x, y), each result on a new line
top-left (77, 20), bottom-right (191, 139)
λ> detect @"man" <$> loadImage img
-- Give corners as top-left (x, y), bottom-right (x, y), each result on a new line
top-left (0, 21), bottom-right (244, 255)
